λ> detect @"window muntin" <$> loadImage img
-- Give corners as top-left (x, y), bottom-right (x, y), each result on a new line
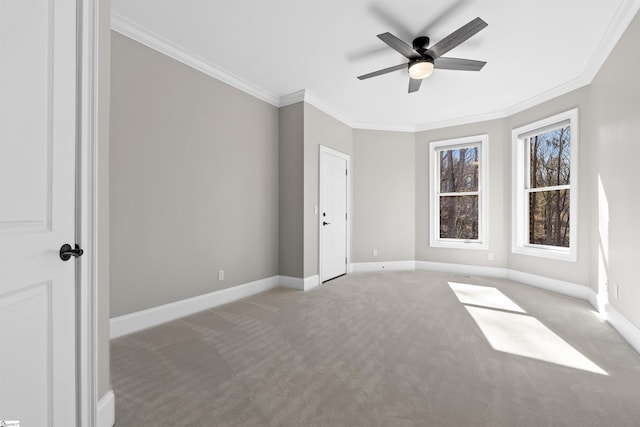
top-left (430, 135), bottom-right (488, 249)
top-left (512, 109), bottom-right (577, 261)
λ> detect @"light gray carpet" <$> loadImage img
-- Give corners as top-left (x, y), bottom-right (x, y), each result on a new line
top-left (111, 271), bottom-right (640, 426)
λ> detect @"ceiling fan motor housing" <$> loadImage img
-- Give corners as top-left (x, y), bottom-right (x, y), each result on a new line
top-left (409, 56), bottom-right (434, 68)
top-left (412, 36), bottom-right (430, 51)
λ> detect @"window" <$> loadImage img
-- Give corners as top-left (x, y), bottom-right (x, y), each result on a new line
top-left (430, 134), bottom-right (488, 249)
top-left (512, 109), bottom-right (578, 261)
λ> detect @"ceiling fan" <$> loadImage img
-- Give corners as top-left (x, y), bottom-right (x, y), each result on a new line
top-left (357, 17), bottom-right (488, 93)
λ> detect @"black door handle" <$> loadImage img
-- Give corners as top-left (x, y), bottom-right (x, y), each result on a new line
top-left (323, 221), bottom-right (331, 226)
top-left (60, 243), bottom-right (83, 261)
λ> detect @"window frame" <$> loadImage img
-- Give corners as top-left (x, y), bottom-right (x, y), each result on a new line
top-left (511, 108), bottom-right (578, 261)
top-left (429, 134), bottom-right (489, 250)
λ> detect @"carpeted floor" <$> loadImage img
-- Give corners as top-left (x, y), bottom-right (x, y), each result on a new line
top-left (111, 270), bottom-right (640, 426)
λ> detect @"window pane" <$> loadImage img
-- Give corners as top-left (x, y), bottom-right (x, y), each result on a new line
top-left (528, 189), bottom-right (570, 247)
top-left (529, 126), bottom-right (570, 188)
top-left (440, 195), bottom-right (478, 239)
top-left (439, 147), bottom-right (479, 193)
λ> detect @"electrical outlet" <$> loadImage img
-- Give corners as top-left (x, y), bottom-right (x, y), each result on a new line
top-left (218, 270), bottom-right (224, 281)
top-left (372, 249), bottom-right (378, 257)
top-left (488, 252), bottom-right (494, 261)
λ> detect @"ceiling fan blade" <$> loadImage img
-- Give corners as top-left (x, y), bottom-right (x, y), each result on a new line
top-left (427, 17), bottom-right (488, 59)
top-left (408, 77), bottom-right (422, 93)
top-left (435, 57), bottom-right (486, 71)
top-left (357, 63), bottom-right (407, 80)
top-left (377, 32), bottom-right (421, 59)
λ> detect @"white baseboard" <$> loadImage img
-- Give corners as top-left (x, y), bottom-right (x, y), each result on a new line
top-left (412, 260), bottom-right (598, 305)
top-left (505, 269), bottom-right (595, 303)
top-left (415, 260), bottom-right (507, 278)
top-left (279, 275), bottom-right (304, 290)
top-left (107, 264), bottom-right (640, 358)
top-left (606, 304), bottom-right (640, 355)
top-left (412, 260), bottom-right (606, 311)
top-left (304, 275), bottom-right (320, 291)
top-left (110, 276), bottom-right (280, 338)
top-left (280, 274), bottom-right (320, 291)
top-left (110, 275), bottom-right (326, 338)
top-left (351, 260), bottom-right (416, 272)
top-left (97, 390), bottom-right (115, 427)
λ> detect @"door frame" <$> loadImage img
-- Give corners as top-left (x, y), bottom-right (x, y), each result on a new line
top-left (77, 0), bottom-right (100, 425)
top-left (318, 145), bottom-right (351, 283)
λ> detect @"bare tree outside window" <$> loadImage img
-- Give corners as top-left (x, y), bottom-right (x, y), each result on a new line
top-left (438, 146), bottom-right (479, 239)
top-left (527, 127), bottom-right (570, 247)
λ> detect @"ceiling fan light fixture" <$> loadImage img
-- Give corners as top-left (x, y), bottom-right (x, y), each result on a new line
top-left (408, 58), bottom-right (434, 79)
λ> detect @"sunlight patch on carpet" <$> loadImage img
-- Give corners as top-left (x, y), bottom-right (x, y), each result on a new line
top-left (449, 282), bottom-right (608, 376)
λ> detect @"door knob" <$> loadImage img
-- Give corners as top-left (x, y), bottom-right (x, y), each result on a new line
top-left (323, 221), bottom-right (331, 226)
top-left (60, 243), bottom-right (83, 261)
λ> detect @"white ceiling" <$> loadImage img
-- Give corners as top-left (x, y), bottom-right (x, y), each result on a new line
top-left (111, 0), bottom-right (639, 131)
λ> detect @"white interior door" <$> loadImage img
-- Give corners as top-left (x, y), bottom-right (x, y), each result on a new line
top-left (0, 1), bottom-right (79, 425)
top-left (319, 147), bottom-right (349, 283)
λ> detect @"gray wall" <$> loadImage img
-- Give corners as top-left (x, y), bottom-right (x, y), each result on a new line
top-left (590, 10), bottom-right (640, 328)
top-left (110, 32), bottom-right (279, 317)
top-left (415, 119), bottom-right (509, 268)
top-left (352, 130), bottom-right (415, 262)
top-left (98, 0), bottom-right (111, 400)
top-left (279, 103), bottom-right (303, 278)
top-left (303, 104), bottom-right (353, 278)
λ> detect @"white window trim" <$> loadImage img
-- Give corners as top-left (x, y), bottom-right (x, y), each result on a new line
top-left (511, 108), bottom-right (578, 262)
top-left (430, 134), bottom-right (489, 250)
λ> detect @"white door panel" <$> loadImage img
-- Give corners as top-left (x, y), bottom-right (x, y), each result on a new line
top-left (0, 0), bottom-right (78, 425)
top-left (319, 148), bottom-right (349, 282)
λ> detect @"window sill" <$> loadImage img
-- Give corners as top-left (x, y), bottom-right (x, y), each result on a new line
top-left (431, 240), bottom-right (488, 250)
top-left (512, 245), bottom-right (576, 262)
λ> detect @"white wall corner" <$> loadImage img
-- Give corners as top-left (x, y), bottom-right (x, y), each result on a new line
top-left (606, 304), bottom-right (640, 355)
top-left (97, 390), bottom-right (115, 427)
top-left (110, 276), bottom-right (280, 338)
top-left (416, 261), bottom-right (507, 279)
top-left (351, 260), bottom-right (416, 272)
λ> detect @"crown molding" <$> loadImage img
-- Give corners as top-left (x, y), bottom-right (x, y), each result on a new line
top-left (501, 76), bottom-right (589, 118)
top-left (112, 1), bottom-right (640, 133)
top-left (414, 109), bottom-right (507, 132)
top-left (278, 89), bottom-right (413, 132)
top-left (303, 90), bottom-right (358, 128)
top-left (496, 0), bottom-right (640, 121)
top-left (111, 12), bottom-right (280, 107)
top-left (581, 0), bottom-right (640, 84)
top-left (279, 90), bottom-right (306, 107)
top-left (351, 122), bottom-right (416, 132)
top-left (302, 90), bottom-right (416, 131)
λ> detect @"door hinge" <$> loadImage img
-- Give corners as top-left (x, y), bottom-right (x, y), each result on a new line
top-left (345, 257), bottom-right (347, 265)
top-left (345, 213), bottom-right (347, 220)
top-left (345, 169), bottom-right (348, 176)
